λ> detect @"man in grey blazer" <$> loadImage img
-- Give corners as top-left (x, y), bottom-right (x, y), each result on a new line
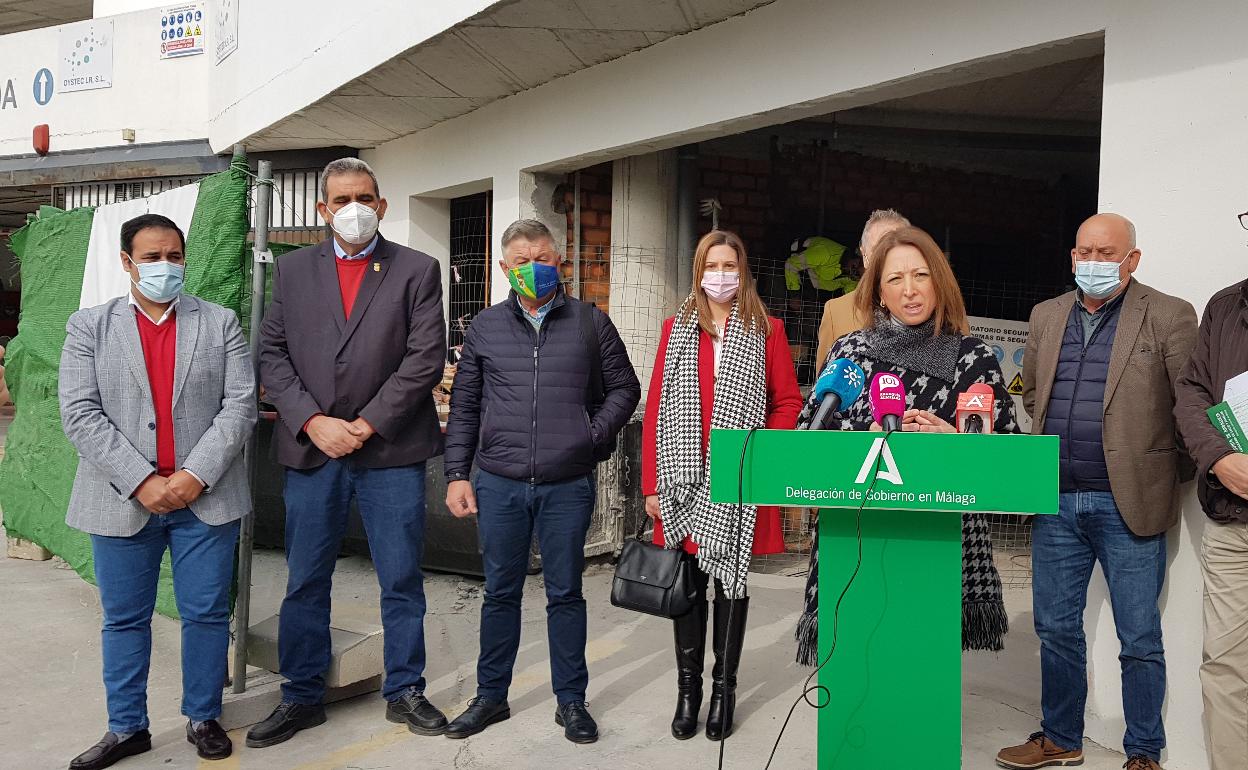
top-left (252, 158), bottom-right (448, 748)
top-left (60, 214), bottom-right (256, 770)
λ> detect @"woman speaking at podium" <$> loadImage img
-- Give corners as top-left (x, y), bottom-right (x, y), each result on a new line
top-left (794, 225), bottom-right (1017, 665)
top-left (641, 230), bottom-right (802, 741)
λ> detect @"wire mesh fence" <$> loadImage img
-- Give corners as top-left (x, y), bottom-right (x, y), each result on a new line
top-left (447, 192), bottom-right (492, 361)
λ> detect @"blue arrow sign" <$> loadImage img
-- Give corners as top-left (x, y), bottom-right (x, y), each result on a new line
top-left (32, 68), bottom-right (53, 105)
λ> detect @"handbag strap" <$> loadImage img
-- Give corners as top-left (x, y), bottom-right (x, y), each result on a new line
top-left (580, 300), bottom-right (605, 408)
top-left (635, 511), bottom-right (650, 542)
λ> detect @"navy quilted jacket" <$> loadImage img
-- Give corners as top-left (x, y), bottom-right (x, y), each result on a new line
top-left (444, 289), bottom-right (641, 483)
top-left (1042, 301), bottom-right (1122, 491)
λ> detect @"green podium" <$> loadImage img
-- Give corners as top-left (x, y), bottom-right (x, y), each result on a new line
top-left (709, 429), bottom-right (1058, 770)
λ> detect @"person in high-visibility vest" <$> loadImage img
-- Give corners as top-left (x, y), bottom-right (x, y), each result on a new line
top-left (783, 236), bottom-right (856, 295)
top-left (783, 236), bottom-right (857, 385)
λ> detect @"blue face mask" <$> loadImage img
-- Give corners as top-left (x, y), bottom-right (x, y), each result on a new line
top-left (1074, 260), bottom-right (1122, 299)
top-left (130, 259), bottom-right (185, 303)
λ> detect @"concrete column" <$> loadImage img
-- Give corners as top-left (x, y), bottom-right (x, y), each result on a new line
top-left (609, 150), bottom-right (682, 397)
top-left (405, 196), bottom-right (452, 332)
top-left (489, 172), bottom-right (523, 306)
top-left (520, 170), bottom-right (569, 253)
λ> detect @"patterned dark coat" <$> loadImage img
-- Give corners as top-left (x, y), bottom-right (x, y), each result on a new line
top-left (794, 328), bottom-right (1015, 664)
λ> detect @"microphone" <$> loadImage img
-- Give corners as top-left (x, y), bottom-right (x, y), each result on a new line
top-left (803, 358), bottom-right (866, 430)
top-left (869, 372), bottom-right (906, 433)
top-left (956, 382), bottom-right (995, 434)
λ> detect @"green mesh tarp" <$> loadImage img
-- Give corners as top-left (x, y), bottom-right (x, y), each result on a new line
top-left (0, 206), bottom-right (94, 580)
top-left (0, 159), bottom-right (251, 618)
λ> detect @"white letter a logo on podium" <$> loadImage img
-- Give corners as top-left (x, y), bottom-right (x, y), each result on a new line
top-left (855, 438), bottom-right (904, 485)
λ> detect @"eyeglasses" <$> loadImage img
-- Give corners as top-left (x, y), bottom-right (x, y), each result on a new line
top-left (1240, 211), bottom-right (1248, 231)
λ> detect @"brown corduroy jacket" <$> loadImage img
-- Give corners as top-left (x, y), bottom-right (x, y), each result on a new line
top-left (1174, 279), bottom-right (1248, 523)
top-left (1023, 280), bottom-right (1198, 536)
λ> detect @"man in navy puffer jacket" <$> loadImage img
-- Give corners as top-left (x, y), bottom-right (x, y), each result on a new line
top-left (443, 219), bottom-right (640, 744)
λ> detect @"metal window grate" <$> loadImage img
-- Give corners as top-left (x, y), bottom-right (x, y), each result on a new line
top-left (447, 192), bottom-right (491, 360)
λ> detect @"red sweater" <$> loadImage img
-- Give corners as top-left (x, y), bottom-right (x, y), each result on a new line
top-left (641, 316), bottom-right (803, 555)
top-left (336, 257), bottom-right (369, 318)
top-left (135, 309), bottom-right (177, 477)
top-left (301, 257), bottom-right (372, 436)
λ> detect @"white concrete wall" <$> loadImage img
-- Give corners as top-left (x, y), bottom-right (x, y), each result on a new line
top-left (0, 11), bottom-right (211, 156)
top-left (365, 0), bottom-right (1248, 766)
top-left (1094, 4), bottom-right (1248, 767)
top-left (0, 1), bottom-right (499, 159)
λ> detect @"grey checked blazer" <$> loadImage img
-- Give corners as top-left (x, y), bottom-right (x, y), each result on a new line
top-left (59, 294), bottom-right (257, 537)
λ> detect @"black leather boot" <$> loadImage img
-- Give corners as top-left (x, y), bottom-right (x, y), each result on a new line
top-left (670, 600), bottom-right (708, 740)
top-left (706, 596), bottom-right (748, 741)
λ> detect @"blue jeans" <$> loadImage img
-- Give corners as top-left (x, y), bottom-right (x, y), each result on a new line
top-left (279, 461), bottom-right (428, 704)
top-left (91, 510), bottom-right (239, 734)
top-left (474, 470), bottom-right (595, 705)
top-left (1032, 491), bottom-right (1167, 761)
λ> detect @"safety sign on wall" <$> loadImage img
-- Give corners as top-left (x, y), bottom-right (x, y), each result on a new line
top-left (967, 316), bottom-right (1032, 433)
top-left (161, 4), bottom-right (206, 59)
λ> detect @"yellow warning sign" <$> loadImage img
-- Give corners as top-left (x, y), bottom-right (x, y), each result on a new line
top-left (1007, 372), bottom-right (1024, 396)
top-left (194, 25), bottom-right (202, 36)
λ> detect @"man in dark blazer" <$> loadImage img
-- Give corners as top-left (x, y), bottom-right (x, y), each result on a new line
top-left (251, 158), bottom-right (448, 747)
top-left (997, 213), bottom-right (1197, 770)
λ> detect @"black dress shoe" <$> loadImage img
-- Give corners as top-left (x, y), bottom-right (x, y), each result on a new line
top-left (555, 701), bottom-right (599, 744)
top-left (245, 702), bottom-right (327, 748)
top-left (385, 689), bottom-right (448, 735)
top-left (69, 731), bottom-right (152, 770)
top-left (186, 720), bottom-right (232, 760)
top-left (445, 698), bottom-right (511, 739)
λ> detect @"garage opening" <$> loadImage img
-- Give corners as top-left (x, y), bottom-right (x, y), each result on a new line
top-left (692, 52), bottom-right (1104, 576)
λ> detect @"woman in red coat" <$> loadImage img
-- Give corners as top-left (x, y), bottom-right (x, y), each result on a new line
top-left (641, 230), bottom-right (802, 741)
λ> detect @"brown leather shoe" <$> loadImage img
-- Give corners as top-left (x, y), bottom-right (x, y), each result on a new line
top-left (1123, 756), bottom-right (1161, 770)
top-left (996, 731), bottom-right (1084, 768)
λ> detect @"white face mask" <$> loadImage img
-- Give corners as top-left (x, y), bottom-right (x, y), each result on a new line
top-left (330, 201), bottom-right (380, 245)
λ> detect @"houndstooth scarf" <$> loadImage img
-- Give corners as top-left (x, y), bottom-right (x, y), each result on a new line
top-left (656, 297), bottom-right (767, 599)
top-left (794, 322), bottom-right (1010, 665)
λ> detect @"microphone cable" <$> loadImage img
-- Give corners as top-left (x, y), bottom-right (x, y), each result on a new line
top-left (762, 427), bottom-right (896, 770)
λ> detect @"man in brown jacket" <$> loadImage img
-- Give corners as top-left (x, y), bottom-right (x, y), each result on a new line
top-left (997, 213), bottom-right (1197, 770)
top-left (1173, 212), bottom-right (1248, 770)
top-left (813, 208), bottom-right (909, 367)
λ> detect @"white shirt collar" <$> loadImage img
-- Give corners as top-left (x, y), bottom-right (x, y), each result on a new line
top-left (129, 291), bottom-right (180, 326)
top-left (333, 235), bottom-right (380, 261)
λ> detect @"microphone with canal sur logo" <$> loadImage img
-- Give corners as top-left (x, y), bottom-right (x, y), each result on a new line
top-left (802, 358), bottom-right (866, 431)
top-left (956, 382), bottom-right (995, 434)
top-left (868, 372), bottom-right (906, 433)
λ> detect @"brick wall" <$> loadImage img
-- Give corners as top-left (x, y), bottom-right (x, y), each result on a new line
top-left (700, 147), bottom-right (1062, 264)
top-left (563, 162), bottom-right (613, 311)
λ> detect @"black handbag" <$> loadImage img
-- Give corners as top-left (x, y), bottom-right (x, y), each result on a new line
top-left (610, 517), bottom-right (697, 618)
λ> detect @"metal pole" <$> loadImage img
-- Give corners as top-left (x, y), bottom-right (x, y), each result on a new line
top-left (233, 157), bottom-right (272, 693)
top-left (572, 171), bottom-right (582, 300)
top-left (676, 144), bottom-right (699, 300)
top-left (817, 139), bottom-right (828, 234)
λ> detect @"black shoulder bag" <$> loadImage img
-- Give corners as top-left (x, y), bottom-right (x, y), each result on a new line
top-left (610, 516), bottom-right (697, 618)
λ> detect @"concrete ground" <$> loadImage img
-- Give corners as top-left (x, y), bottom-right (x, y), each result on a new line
top-left (0, 545), bottom-right (1151, 770)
